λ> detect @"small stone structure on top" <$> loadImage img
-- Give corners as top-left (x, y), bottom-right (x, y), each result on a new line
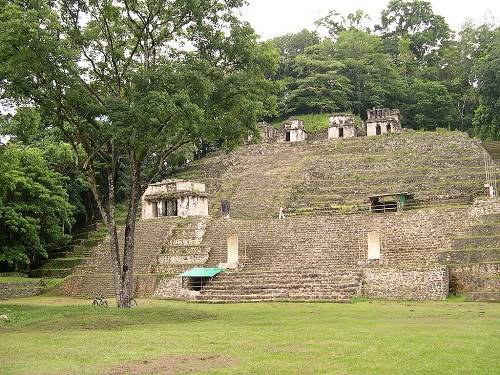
top-left (366, 108), bottom-right (402, 136)
top-left (142, 179), bottom-right (208, 219)
top-left (255, 121), bottom-right (279, 143)
top-left (278, 118), bottom-right (307, 143)
top-left (328, 113), bottom-right (358, 139)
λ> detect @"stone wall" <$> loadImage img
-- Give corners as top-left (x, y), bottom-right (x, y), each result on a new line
top-left (440, 199), bottom-right (500, 301)
top-left (362, 266), bottom-right (449, 300)
top-left (185, 207), bottom-right (468, 301)
top-left (0, 281), bottom-right (44, 300)
top-left (469, 198), bottom-right (500, 220)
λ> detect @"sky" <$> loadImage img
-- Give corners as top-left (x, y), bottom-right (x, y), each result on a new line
top-left (240, 0), bottom-right (499, 40)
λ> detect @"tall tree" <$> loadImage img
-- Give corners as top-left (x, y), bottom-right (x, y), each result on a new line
top-left (0, 0), bottom-right (277, 307)
top-left (316, 9), bottom-right (372, 40)
top-left (377, 0), bottom-right (451, 61)
top-left (438, 22), bottom-right (497, 132)
top-left (335, 30), bottom-right (405, 116)
top-left (283, 40), bottom-right (352, 115)
top-left (473, 29), bottom-right (500, 140)
top-left (404, 79), bottom-right (456, 130)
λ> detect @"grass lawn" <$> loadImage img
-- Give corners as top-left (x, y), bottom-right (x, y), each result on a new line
top-left (0, 296), bottom-right (499, 375)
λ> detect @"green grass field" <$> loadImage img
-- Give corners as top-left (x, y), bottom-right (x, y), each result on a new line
top-left (0, 297), bottom-right (499, 375)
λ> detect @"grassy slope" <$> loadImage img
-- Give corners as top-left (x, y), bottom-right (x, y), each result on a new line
top-left (1, 297), bottom-right (499, 375)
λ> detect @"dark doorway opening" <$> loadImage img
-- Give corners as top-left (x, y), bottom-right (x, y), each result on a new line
top-left (165, 199), bottom-right (178, 216)
top-left (387, 124), bottom-right (392, 133)
top-left (339, 127), bottom-right (344, 138)
top-left (376, 124), bottom-right (382, 135)
top-left (185, 277), bottom-right (211, 291)
top-left (285, 131), bottom-right (291, 142)
top-left (370, 198), bottom-right (398, 213)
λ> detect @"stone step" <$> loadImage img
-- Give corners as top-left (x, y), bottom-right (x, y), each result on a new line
top-left (479, 213), bottom-right (500, 224)
top-left (197, 293), bottom-right (353, 302)
top-left (466, 223), bottom-right (500, 236)
top-left (40, 257), bottom-right (88, 269)
top-left (29, 268), bottom-right (73, 278)
top-left (452, 235), bottom-right (500, 250)
top-left (466, 291), bottom-right (500, 302)
top-left (439, 248), bottom-right (500, 264)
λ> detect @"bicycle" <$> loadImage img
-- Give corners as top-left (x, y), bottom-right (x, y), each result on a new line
top-left (92, 295), bottom-right (108, 307)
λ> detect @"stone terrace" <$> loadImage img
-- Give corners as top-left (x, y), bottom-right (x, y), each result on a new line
top-left (189, 208), bottom-right (468, 302)
top-left (175, 131), bottom-right (484, 218)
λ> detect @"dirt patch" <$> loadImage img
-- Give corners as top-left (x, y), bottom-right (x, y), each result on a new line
top-left (105, 353), bottom-right (237, 375)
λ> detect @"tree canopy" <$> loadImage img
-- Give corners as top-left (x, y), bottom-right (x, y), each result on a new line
top-left (0, 145), bottom-right (73, 268)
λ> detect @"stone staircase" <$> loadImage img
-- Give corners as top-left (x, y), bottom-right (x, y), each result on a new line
top-left (194, 218), bottom-right (363, 302)
top-left (197, 269), bottom-right (362, 302)
top-left (151, 219), bottom-right (211, 299)
top-left (29, 222), bottom-right (102, 279)
top-left (60, 217), bottom-right (211, 298)
top-left (60, 218), bottom-right (178, 297)
top-left (176, 131), bottom-right (484, 218)
top-left (439, 209), bottom-right (500, 302)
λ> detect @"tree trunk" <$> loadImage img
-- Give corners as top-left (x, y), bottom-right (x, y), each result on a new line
top-left (119, 161), bottom-right (142, 308)
top-left (104, 156), bottom-right (124, 307)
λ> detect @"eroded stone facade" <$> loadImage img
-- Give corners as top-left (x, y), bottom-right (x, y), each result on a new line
top-left (328, 113), bottom-right (357, 139)
top-left (366, 108), bottom-right (402, 136)
top-left (142, 180), bottom-right (209, 219)
top-left (277, 118), bottom-right (307, 143)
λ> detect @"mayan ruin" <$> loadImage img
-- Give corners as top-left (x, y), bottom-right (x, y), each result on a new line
top-left (1, 1), bottom-right (499, 373)
top-left (57, 121), bottom-right (500, 304)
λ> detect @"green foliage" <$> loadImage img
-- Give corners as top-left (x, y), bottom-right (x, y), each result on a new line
top-left (404, 79), bottom-right (457, 130)
top-left (335, 30), bottom-right (405, 115)
top-left (0, 107), bottom-right (41, 144)
top-left (283, 40), bottom-right (352, 115)
top-left (377, 0), bottom-right (451, 60)
top-left (0, 145), bottom-right (73, 267)
top-left (473, 30), bottom-right (500, 140)
top-left (316, 9), bottom-right (372, 39)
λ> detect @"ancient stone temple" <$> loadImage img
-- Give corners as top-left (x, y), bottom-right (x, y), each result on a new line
top-left (366, 108), bottom-right (402, 136)
top-left (255, 122), bottom-right (278, 143)
top-left (328, 113), bottom-right (357, 139)
top-left (141, 179), bottom-right (208, 219)
top-left (278, 118), bottom-right (307, 143)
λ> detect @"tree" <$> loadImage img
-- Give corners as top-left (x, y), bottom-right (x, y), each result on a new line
top-left (0, 107), bottom-right (41, 144)
top-left (473, 29), bottom-right (500, 140)
top-left (436, 22), bottom-right (497, 132)
top-left (377, 0), bottom-right (451, 61)
top-left (283, 40), bottom-right (352, 115)
top-left (316, 9), bottom-right (372, 40)
top-left (0, 145), bottom-right (73, 269)
top-left (0, 0), bottom-right (278, 307)
top-left (405, 79), bottom-right (457, 130)
top-left (334, 30), bottom-right (405, 116)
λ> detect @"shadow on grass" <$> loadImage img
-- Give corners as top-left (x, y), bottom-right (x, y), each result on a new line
top-left (0, 303), bottom-right (215, 332)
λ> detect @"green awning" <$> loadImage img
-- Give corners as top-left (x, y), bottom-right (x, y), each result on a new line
top-left (180, 268), bottom-right (224, 278)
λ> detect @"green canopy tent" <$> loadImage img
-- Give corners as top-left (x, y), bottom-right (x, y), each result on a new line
top-left (179, 268), bottom-right (225, 291)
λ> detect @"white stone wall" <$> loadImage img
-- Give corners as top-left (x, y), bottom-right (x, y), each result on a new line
top-left (177, 196), bottom-right (208, 217)
top-left (329, 114), bottom-right (356, 128)
top-left (328, 125), bottom-right (357, 139)
top-left (366, 122), bottom-right (401, 136)
top-left (141, 180), bottom-right (208, 219)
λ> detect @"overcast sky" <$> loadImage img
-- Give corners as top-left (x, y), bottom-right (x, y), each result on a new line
top-left (240, 0), bottom-right (499, 40)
